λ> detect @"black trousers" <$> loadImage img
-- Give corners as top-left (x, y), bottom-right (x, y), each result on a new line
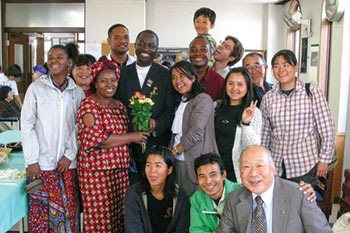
top-left (281, 161), bottom-right (319, 188)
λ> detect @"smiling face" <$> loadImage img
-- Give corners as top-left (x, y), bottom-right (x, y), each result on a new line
top-left (108, 26), bottom-right (130, 56)
top-left (197, 163), bottom-right (226, 200)
top-left (6, 90), bottom-right (14, 101)
top-left (95, 68), bottom-right (118, 98)
top-left (194, 15), bottom-right (214, 35)
top-left (171, 67), bottom-right (195, 96)
top-left (272, 55), bottom-right (298, 90)
top-left (225, 72), bottom-right (248, 105)
top-left (213, 39), bottom-right (235, 63)
top-left (243, 55), bottom-right (267, 87)
top-left (72, 65), bottom-right (92, 90)
top-left (189, 37), bottom-right (210, 69)
top-left (145, 154), bottom-right (173, 190)
top-left (240, 146), bottom-right (276, 196)
top-left (47, 48), bottom-right (70, 77)
top-left (135, 32), bottom-right (158, 67)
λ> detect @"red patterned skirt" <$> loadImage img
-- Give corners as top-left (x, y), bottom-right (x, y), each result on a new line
top-left (28, 169), bottom-right (80, 233)
top-left (78, 168), bottom-right (129, 233)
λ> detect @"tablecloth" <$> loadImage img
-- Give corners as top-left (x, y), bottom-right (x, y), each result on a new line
top-left (0, 130), bottom-right (27, 233)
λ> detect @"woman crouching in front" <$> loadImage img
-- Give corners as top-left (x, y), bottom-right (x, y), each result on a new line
top-left (124, 146), bottom-right (190, 233)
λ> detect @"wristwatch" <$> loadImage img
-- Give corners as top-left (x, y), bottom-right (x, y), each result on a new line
top-left (241, 121), bottom-right (251, 126)
top-left (173, 146), bottom-right (180, 155)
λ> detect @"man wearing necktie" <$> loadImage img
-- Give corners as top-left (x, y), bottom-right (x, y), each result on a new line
top-left (216, 145), bottom-right (332, 233)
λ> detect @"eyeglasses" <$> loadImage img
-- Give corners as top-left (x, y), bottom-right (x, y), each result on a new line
top-left (245, 64), bottom-right (264, 71)
top-left (219, 41), bottom-right (232, 51)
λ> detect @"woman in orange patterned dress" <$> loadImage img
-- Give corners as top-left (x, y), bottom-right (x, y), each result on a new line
top-left (77, 56), bottom-right (149, 232)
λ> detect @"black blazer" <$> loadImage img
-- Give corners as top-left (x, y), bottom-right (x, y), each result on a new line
top-left (115, 62), bottom-right (175, 146)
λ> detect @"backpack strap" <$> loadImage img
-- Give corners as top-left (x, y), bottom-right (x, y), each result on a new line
top-left (305, 82), bottom-right (312, 98)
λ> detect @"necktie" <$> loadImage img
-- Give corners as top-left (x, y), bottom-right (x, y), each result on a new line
top-left (252, 196), bottom-right (267, 233)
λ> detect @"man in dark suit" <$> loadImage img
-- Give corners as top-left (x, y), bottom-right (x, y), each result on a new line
top-left (216, 145), bottom-right (332, 233)
top-left (114, 30), bottom-right (175, 181)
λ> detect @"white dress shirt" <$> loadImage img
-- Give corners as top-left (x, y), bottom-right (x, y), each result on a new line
top-left (135, 64), bottom-right (151, 88)
top-left (171, 99), bottom-right (188, 161)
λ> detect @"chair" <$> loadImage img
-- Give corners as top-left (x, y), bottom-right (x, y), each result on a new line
top-left (0, 117), bottom-right (21, 132)
top-left (338, 169), bottom-right (350, 217)
top-left (317, 170), bottom-right (334, 219)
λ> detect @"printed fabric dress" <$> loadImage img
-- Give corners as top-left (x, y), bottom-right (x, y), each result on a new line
top-left (77, 97), bottom-right (130, 233)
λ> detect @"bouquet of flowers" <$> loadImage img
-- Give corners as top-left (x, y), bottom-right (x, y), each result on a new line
top-left (129, 86), bottom-right (158, 132)
top-left (129, 87), bottom-right (158, 152)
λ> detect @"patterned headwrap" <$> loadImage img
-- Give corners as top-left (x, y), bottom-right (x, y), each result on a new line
top-left (90, 55), bottom-right (120, 84)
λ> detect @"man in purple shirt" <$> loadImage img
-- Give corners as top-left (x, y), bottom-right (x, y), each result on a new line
top-left (189, 36), bottom-right (224, 101)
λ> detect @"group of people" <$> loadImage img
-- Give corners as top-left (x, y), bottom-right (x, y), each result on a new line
top-left (17, 6), bottom-right (336, 233)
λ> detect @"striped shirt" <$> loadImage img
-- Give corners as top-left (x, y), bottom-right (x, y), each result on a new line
top-left (260, 78), bottom-right (335, 178)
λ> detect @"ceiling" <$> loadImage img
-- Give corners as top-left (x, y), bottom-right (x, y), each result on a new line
top-left (2, 0), bottom-right (287, 3)
top-left (166, 0), bottom-right (285, 3)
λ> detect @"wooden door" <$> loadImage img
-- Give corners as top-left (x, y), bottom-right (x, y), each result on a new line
top-left (8, 33), bottom-right (31, 95)
top-left (36, 37), bottom-right (45, 66)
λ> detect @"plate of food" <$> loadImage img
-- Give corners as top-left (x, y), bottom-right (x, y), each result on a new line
top-left (0, 148), bottom-right (12, 165)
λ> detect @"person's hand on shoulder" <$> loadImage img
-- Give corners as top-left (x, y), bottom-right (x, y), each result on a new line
top-left (299, 180), bottom-right (316, 202)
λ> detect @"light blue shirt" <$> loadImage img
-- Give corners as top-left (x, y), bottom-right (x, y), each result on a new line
top-left (252, 178), bottom-right (275, 233)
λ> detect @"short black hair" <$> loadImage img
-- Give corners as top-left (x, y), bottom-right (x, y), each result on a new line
top-left (73, 54), bottom-right (96, 67)
top-left (49, 44), bottom-right (68, 56)
top-left (70, 54), bottom-right (96, 78)
top-left (193, 7), bottom-right (216, 25)
top-left (271, 49), bottom-right (297, 66)
top-left (194, 153), bottom-right (225, 176)
top-left (225, 35), bottom-right (245, 66)
top-left (189, 35), bottom-right (210, 51)
top-left (0, 86), bottom-right (12, 100)
top-left (135, 29), bottom-right (159, 46)
top-left (242, 52), bottom-right (266, 66)
top-left (5, 64), bottom-right (22, 78)
top-left (107, 23), bottom-right (129, 38)
top-left (65, 42), bottom-right (79, 62)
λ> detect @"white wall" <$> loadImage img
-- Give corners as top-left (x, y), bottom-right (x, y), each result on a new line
top-left (85, 0), bottom-right (146, 43)
top-left (265, 3), bottom-right (287, 83)
top-left (146, 0), bottom-right (266, 49)
top-left (335, 2), bottom-right (350, 179)
top-left (85, 0), bottom-right (285, 55)
top-left (297, 0), bottom-right (322, 83)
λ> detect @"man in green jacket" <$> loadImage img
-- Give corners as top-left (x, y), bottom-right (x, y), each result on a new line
top-left (190, 153), bottom-right (241, 233)
top-left (190, 153), bottom-right (316, 233)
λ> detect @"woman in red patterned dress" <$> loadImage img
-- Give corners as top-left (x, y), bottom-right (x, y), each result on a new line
top-left (77, 56), bottom-right (149, 232)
